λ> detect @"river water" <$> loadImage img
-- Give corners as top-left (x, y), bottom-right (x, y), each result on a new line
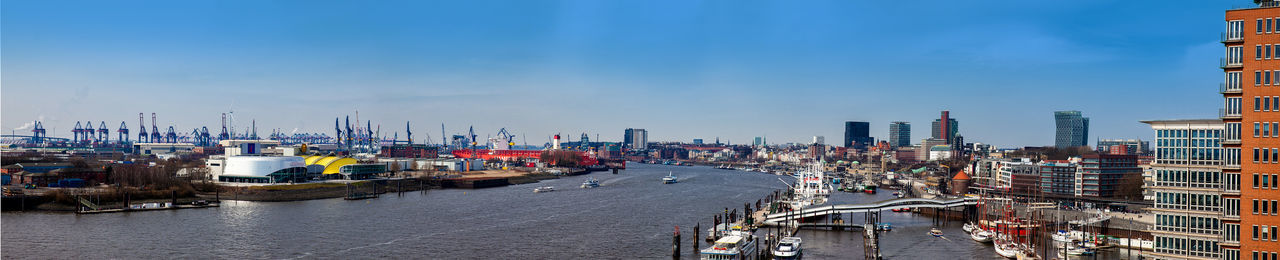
top-left (1, 164), bottom-right (1143, 259)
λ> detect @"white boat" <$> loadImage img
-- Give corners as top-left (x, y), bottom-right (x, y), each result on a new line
top-left (787, 162), bottom-right (831, 209)
top-left (700, 235), bottom-right (758, 260)
top-left (580, 178), bottom-right (599, 188)
top-left (772, 237), bottom-right (802, 260)
top-left (970, 230), bottom-right (993, 243)
top-left (929, 228), bottom-right (944, 237)
top-left (963, 222), bottom-right (977, 233)
top-left (994, 238), bottom-right (1020, 259)
top-left (533, 186), bottom-right (555, 193)
top-left (663, 172), bottom-right (678, 184)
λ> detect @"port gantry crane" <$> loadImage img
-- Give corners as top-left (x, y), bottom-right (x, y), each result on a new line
top-left (150, 113), bottom-right (161, 143)
top-left (137, 113), bottom-right (148, 143)
top-left (117, 121), bottom-right (129, 144)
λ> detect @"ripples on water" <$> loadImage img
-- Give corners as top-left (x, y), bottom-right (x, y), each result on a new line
top-left (2, 164), bottom-right (1142, 259)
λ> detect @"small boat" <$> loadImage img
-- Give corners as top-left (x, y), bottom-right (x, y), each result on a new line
top-left (970, 230), bottom-right (993, 243)
top-left (662, 172), bottom-right (678, 184)
top-left (533, 186), bottom-right (555, 193)
top-left (929, 228), bottom-right (944, 237)
top-left (962, 222), bottom-right (977, 233)
top-left (771, 237), bottom-right (802, 260)
top-left (890, 207), bottom-right (910, 212)
top-left (580, 178), bottom-right (599, 188)
top-left (876, 223), bottom-right (893, 231)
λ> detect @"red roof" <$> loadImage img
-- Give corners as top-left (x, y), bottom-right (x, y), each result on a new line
top-left (952, 170), bottom-right (971, 180)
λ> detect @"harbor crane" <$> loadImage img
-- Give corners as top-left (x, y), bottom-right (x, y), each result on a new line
top-left (150, 113), bottom-right (161, 143)
top-left (137, 113), bottom-right (148, 143)
top-left (117, 121), bottom-right (129, 144)
top-left (97, 121), bottom-right (109, 143)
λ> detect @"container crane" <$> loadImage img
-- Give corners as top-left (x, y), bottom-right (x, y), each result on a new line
top-left (137, 113), bottom-right (148, 143)
top-left (219, 113), bottom-right (230, 141)
top-left (73, 121), bottom-right (83, 144)
top-left (98, 121), bottom-right (109, 144)
top-left (117, 121), bottom-right (129, 144)
top-left (150, 113), bottom-right (161, 143)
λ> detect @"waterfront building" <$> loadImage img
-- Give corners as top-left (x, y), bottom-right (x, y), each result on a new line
top-left (1055, 111), bottom-right (1090, 148)
top-left (996, 158), bottom-right (1039, 194)
top-left (1075, 153), bottom-right (1142, 199)
top-left (1038, 160), bottom-right (1077, 196)
top-left (928, 145), bottom-right (953, 161)
top-left (1222, 2), bottom-right (1280, 259)
top-left (624, 128), bottom-right (648, 150)
top-left (889, 121), bottom-right (911, 148)
top-left (931, 111), bottom-right (959, 145)
top-left (207, 155), bottom-right (308, 184)
top-left (1143, 119), bottom-right (1226, 260)
top-left (844, 121), bottom-right (872, 149)
top-left (1098, 139), bottom-right (1152, 155)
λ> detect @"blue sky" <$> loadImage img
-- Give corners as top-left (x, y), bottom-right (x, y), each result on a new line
top-left (0, 0), bottom-right (1245, 147)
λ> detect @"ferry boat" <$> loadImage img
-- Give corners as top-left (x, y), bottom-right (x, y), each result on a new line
top-left (663, 172), bottom-right (678, 184)
top-left (580, 178), bottom-right (599, 188)
top-left (771, 237), bottom-right (802, 260)
top-left (533, 186), bottom-right (555, 193)
top-left (700, 235), bottom-right (758, 260)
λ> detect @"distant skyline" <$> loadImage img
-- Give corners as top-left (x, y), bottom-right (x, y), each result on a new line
top-left (1, 1), bottom-right (1243, 148)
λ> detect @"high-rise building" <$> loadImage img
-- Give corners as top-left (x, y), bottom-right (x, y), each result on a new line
top-left (1076, 153), bottom-right (1141, 198)
top-left (812, 136), bottom-right (824, 145)
top-left (889, 122), bottom-right (911, 148)
top-left (1038, 160), bottom-right (1077, 196)
top-left (1054, 111), bottom-right (1090, 148)
top-left (1221, 3), bottom-right (1280, 259)
top-left (931, 111), bottom-right (958, 145)
top-left (1143, 119), bottom-right (1226, 260)
top-left (844, 121), bottom-right (872, 149)
top-left (624, 128), bottom-right (647, 150)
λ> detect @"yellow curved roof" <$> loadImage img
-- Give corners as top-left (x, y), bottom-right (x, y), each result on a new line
top-left (320, 157), bottom-right (357, 175)
top-left (304, 155), bottom-right (325, 165)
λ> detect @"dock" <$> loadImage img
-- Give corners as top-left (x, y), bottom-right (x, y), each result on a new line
top-left (77, 202), bottom-right (220, 214)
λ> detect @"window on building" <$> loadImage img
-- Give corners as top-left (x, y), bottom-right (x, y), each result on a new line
top-left (1256, 200), bottom-right (1261, 214)
top-left (1274, 173), bottom-right (1278, 188)
top-left (1256, 225), bottom-right (1261, 240)
top-left (1255, 148), bottom-right (1261, 162)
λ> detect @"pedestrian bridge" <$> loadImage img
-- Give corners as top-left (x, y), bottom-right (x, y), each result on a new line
top-left (762, 197), bottom-right (978, 225)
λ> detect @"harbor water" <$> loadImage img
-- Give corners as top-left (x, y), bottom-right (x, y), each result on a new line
top-left (2, 164), bottom-right (1142, 259)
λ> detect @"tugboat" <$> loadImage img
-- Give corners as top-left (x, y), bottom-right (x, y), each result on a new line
top-left (662, 172), bottom-right (678, 184)
top-left (580, 178), bottom-right (599, 188)
top-left (772, 237), bottom-right (803, 260)
top-left (533, 186), bottom-right (555, 193)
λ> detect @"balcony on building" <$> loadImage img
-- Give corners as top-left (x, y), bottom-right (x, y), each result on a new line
top-left (1220, 108), bottom-right (1241, 119)
top-left (1220, 58), bottom-right (1243, 69)
top-left (1220, 83), bottom-right (1242, 94)
top-left (1221, 32), bottom-right (1244, 44)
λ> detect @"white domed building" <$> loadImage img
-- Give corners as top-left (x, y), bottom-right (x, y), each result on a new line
top-left (207, 156), bottom-right (307, 184)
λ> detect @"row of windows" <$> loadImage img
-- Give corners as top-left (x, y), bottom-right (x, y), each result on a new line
top-left (1228, 248), bottom-right (1240, 260)
top-left (1255, 121), bottom-right (1280, 137)
top-left (1253, 251), bottom-right (1277, 260)
top-left (1155, 191), bottom-right (1222, 212)
top-left (1155, 214), bottom-right (1221, 235)
top-left (1256, 173), bottom-right (1279, 189)
top-left (1254, 199), bottom-right (1280, 215)
top-left (1250, 148), bottom-right (1280, 163)
top-left (1155, 236), bottom-right (1220, 258)
top-left (1256, 71), bottom-right (1280, 86)
top-left (1154, 169), bottom-right (1222, 189)
top-left (1254, 225), bottom-right (1279, 242)
top-left (1256, 45), bottom-right (1280, 60)
top-left (1259, 18), bottom-right (1280, 34)
top-left (1256, 97), bottom-right (1280, 111)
